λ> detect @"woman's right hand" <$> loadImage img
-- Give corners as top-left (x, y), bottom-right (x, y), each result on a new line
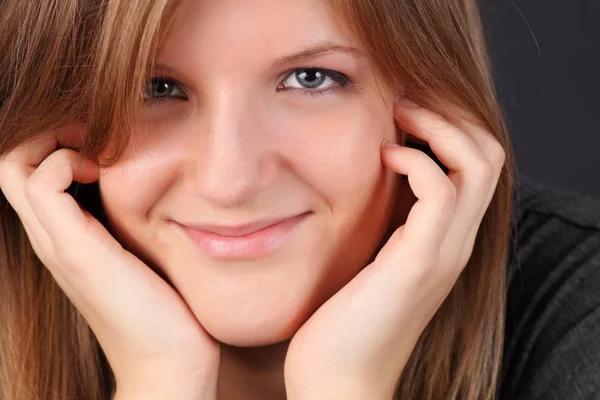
top-left (0, 126), bottom-right (220, 399)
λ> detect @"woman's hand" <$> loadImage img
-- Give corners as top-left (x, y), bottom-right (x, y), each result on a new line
top-left (283, 96), bottom-right (506, 399)
top-left (0, 126), bottom-right (220, 400)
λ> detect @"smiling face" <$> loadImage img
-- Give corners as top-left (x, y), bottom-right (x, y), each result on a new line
top-left (98, 0), bottom-right (402, 346)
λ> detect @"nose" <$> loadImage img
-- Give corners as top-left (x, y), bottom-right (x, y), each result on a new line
top-left (186, 93), bottom-right (277, 208)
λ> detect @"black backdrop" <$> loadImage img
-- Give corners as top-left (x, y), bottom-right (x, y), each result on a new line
top-left (480, 0), bottom-right (600, 199)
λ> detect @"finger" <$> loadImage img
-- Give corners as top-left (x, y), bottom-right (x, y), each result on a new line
top-left (380, 144), bottom-right (456, 254)
top-left (0, 127), bottom-right (90, 265)
top-left (441, 109), bottom-right (506, 263)
top-left (0, 133), bottom-right (59, 239)
top-left (0, 125), bottom-right (85, 169)
top-left (396, 95), bottom-right (505, 170)
top-left (393, 98), bottom-right (494, 245)
top-left (21, 147), bottom-right (142, 326)
top-left (444, 110), bottom-right (506, 174)
top-left (451, 114), bottom-right (505, 231)
top-left (445, 109), bottom-right (506, 207)
top-left (25, 148), bottom-right (100, 248)
top-left (0, 159), bottom-right (54, 260)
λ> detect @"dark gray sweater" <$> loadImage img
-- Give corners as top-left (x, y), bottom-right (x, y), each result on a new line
top-left (500, 175), bottom-right (600, 399)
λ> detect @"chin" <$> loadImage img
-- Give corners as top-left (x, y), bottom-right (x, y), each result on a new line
top-left (192, 290), bottom-right (322, 347)
top-left (203, 311), bottom-right (305, 347)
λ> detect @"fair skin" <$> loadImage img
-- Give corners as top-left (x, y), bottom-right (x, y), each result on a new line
top-left (0, 0), bottom-right (505, 399)
top-left (105, 0), bottom-right (401, 396)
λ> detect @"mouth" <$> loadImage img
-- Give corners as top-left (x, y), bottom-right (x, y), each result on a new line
top-left (174, 212), bottom-right (312, 261)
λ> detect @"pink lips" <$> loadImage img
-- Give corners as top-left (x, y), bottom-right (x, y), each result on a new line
top-left (176, 212), bottom-right (310, 260)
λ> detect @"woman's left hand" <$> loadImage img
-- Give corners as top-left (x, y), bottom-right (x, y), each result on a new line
top-left (283, 96), bottom-right (506, 400)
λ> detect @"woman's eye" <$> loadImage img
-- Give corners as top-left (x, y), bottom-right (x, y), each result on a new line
top-left (278, 68), bottom-right (351, 95)
top-left (144, 77), bottom-right (187, 101)
top-left (143, 69), bottom-right (352, 102)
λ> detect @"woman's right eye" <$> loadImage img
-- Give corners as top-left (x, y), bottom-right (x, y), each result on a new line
top-left (144, 77), bottom-right (187, 101)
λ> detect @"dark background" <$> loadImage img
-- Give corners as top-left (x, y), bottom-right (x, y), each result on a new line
top-left (480, 0), bottom-right (600, 199)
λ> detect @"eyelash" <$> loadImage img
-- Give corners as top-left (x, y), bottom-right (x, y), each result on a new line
top-left (276, 66), bottom-right (354, 97)
top-left (143, 67), bottom-right (354, 103)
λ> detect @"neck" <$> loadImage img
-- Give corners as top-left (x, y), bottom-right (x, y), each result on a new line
top-left (218, 339), bottom-right (290, 400)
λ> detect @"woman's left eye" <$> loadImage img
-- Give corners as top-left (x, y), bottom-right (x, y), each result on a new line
top-left (144, 77), bottom-right (187, 101)
top-left (278, 68), bottom-right (352, 96)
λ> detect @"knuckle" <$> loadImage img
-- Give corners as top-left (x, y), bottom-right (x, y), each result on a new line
top-left (0, 167), bottom-right (13, 191)
top-left (36, 148), bottom-right (73, 172)
top-left (0, 160), bottom-right (9, 183)
top-left (25, 149), bottom-right (74, 201)
top-left (489, 141), bottom-right (506, 169)
top-left (473, 159), bottom-right (495, 183)
top-left (459, 240), bottom-right (476, 269)
top-left (438, 179), bottom-right (457, 207)
top-left (24, 175), bottom-right (46, 204)
top-left (0, 153), bottom-right (24, 188)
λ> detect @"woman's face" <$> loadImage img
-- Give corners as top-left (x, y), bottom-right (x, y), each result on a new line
top-left (99, 0), bottom-right (402, 346)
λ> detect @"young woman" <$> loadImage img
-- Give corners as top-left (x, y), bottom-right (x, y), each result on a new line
top-left (1, 0), bottom-right (597, 399)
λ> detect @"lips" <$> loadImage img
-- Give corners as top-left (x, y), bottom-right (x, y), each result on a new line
top-left (175, 212), bottom-right (311, 260)
top-left (179, 213), bottom-right (308, 237)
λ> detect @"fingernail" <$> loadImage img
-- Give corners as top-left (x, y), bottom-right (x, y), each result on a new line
top-left (381, 139), bottom-right (400, 148)
top-left (396, 96), bottom-right (421, 108)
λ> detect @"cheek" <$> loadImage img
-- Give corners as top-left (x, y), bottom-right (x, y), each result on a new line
top-left (98, 144), bottom-right (180, 221)
top-left (271, 102), bottom-right (395, 204)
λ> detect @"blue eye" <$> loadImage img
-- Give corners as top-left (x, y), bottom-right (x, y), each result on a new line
top-left (278, 68), bottom-right (352, 96)
top-left (144, 77), bottom-right (187, 101)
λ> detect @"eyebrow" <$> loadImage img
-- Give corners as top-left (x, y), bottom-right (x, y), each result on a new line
top-left (270, 42), bottom-right (367, 69)
top-left (151, 42), bottom-right (366, 73)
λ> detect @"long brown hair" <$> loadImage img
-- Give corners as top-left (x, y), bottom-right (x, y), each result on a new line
top-left (0, 0), bottom-right (516, 399)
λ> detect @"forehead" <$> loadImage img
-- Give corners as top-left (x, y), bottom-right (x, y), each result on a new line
top-left (159, 0), bottom-right (361, 69)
